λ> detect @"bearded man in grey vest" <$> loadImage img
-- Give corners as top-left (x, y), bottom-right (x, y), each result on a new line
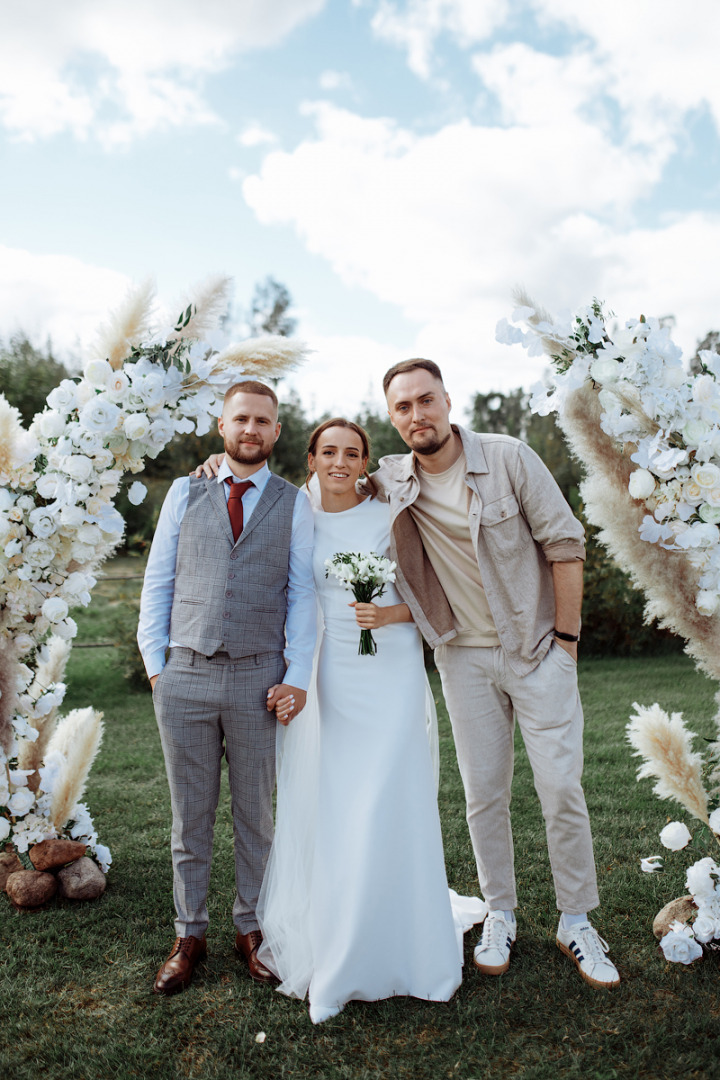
top-left (138, 380), bottom-right (316, 996)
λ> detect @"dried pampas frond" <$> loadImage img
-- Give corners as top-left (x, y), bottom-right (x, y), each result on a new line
top-left (512, 287), bottom-right (572, 361)
top-left (93, 278), bottom-right (156, 370)
top-left (0, 637), bottom-right (18, 757)
top-left (627, 702), bottom-right (709, 823)
top-left (46, 707), bottom-right (104, 832)
top-left (210, 335), bottom-right (311, 380)
top-left (0, 396), bottom-right (38, 482)
top-left (168, 274), bottom-right (232, 343)
top-left (18, 636), bottom-right (72, 789)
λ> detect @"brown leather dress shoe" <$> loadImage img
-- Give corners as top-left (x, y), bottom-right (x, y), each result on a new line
top-left (153, 935), bottom-right (207, 996)
top-left (234, 929), bottom-right (277, 985)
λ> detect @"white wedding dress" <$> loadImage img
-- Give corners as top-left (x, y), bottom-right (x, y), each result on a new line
top-left (257, 496), bottom-right (485, 1023)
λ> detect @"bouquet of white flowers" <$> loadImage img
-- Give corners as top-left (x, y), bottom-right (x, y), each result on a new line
top-left (324, 551), bottom-right (397, 655)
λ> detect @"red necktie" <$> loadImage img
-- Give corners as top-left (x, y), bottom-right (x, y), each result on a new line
top-left (225, 478), bottom-right (253, 541)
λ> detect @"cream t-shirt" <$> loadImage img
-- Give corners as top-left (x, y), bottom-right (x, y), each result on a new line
top-left (411, 452), bottom-right (499, 647)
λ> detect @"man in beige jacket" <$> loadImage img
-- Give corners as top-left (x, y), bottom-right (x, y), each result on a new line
top-left (376, 358), bottom-right (619, 989)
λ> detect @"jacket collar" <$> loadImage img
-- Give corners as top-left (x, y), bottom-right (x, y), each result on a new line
top-left (383, 424), bottom-right (489, 481)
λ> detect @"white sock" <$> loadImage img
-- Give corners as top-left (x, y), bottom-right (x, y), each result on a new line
top-left (560, 912), bottom-right (588, 930)
top-left (490, 909), bottom-right (515, 925)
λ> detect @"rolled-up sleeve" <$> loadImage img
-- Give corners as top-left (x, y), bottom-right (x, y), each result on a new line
top-left (514, 444), bottom-right (586, 563)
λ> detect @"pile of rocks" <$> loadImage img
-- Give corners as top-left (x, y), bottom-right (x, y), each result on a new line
top-left (0, 839), bottom-right (106, 909)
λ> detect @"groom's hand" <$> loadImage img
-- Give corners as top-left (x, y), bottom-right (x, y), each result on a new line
top-left (192, 453), bottom-right (225, 478)
top-left (267, 683), bottom-right (307, 725)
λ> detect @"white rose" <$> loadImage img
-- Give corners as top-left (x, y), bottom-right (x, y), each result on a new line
top-left (134, 372), bottom-right (165, 407)
top-left (699, 504), bottom-right (720, 525)
top-left (61, 455), bottom-right (94, 482)
top-left (686, 856), bottom-right (719, 900)
top-left (708, 807), bottom-right (720, 834)
top-left (47, 380), bottom-right (78, 413)
top-left (75, 381), bottom-right (96, 407)
top-left (28, 508), bottom-right (56, 539)
top-left (38, 410), bottom-right (67, 439)
top-left (683, 418), bottom-right (711, 446)
top-left (79, 396), bottom-right (121, 435)
top-left (84, 359), bottom-right (113, 388)
top-left (660, 821), bottom-right (692, 850)
top-left (24, 539), bottom-right (55, 567)
top-left (36, 473), bottom-right (63, 500)
top-left (92, 448), bottom-right (115, 469)
top-left (659, 928), bottom-right (703, 964)
top-left (8, 788), bottom-right (35, 816)
top-left (693, 374), bottom-right (720, 407)
top-left (628, 469), bottom-right (656, 500)
top-left (696, 590), bottom-right (720, 616)
top-left (127, 481), bottom-right (147, 505)
top-left (105, 371), bottom-right (130, 401)
top-left (0, 817), bottom-right (10, 841)
top-left (41, 597), bottom-right (69, 623)
top-left (691, 916), bottom-right (718, 944)
top-left (124, 413), bottom-right (151, 440)
top-left (691, 462), bottom-right (720, 489)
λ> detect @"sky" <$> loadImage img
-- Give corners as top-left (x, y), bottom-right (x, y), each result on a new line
top-left (2, 0), bottom-right (720, 424)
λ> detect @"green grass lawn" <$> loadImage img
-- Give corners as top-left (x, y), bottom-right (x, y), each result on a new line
top-left (2, 583), bottom-right (720, 1079)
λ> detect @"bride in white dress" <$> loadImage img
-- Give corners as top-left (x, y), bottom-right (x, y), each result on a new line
top-left (258, 419), bottom-right (484, 1023)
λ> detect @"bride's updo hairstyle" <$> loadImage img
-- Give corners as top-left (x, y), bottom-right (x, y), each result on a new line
top-left (306, 417), bottom-right (379, 499)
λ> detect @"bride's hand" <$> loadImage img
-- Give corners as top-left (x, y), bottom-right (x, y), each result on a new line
top-left (351, 601), bottom-right (413, 628)
top-left (191, 452), bottom-right (225, 478)
top-left (351, 601), bottom-right (388, 629)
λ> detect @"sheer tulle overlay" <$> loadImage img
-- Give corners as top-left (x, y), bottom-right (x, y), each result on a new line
top-left (257, 497), bottom-right (485, 1021)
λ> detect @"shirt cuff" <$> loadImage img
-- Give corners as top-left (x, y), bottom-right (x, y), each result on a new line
top-left (283, 663), bottom-right (312, 693)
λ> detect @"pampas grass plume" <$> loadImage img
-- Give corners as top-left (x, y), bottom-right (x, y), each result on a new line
top-left (18, 636), bottom-right (72, 789)
top-left (47, 707), bottom-right (104, 832)
top-left (0, 639), bottom-right (18, 757)
top-left (93, 278), bottom-right (156, 370)
top-left (627, 702), bottom-right (709, 823)
top-left (168, 274), bottom-right (232, 343)
top-left (211, 335), bottom-right (311, 380)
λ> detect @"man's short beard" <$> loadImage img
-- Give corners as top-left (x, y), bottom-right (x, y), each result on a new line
top-left (224, 437), bottom-right (273, 466)
top-left (412, 430), bottom-right (452, 457)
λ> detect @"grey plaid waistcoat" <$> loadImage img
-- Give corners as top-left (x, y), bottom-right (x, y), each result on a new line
top-left (169, 473), bottom-right (298, 658)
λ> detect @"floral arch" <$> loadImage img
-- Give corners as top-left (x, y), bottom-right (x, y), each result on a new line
top-left (0, 276), bottom-right (308, 870)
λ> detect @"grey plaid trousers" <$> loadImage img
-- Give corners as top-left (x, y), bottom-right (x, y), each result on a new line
top-left (153, 646), bottom-right (285, 938)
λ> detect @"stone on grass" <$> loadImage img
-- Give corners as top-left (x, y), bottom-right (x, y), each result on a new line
top-left (29, 838), bottom-right (87, 871)
top-left (0, 851), bottom-right (23, 891)
top-left (57, 857), bottom-right (106, 901)
top-left (6, 869), bottom-right (57, 908)
top-left (653, 895), bottom-right (696, 939)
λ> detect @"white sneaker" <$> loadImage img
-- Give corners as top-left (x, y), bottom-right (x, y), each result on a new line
top-left (556, 920), bottom-right (620, 988)
top-left (473, 912), bottom-right (516, 975)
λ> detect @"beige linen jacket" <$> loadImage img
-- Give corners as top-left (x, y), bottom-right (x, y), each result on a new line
top-left (374, 425), bottom-right (586, 676)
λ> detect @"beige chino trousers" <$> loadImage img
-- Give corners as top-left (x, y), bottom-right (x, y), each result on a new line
top-left (435, 640), bottom-right (599, 915)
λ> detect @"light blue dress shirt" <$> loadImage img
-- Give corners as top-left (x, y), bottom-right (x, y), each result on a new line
top-left (137, 460), bottom-right (316, 689)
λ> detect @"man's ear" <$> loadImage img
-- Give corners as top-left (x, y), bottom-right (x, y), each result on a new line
top-left (218, 414), bottom-right (225, 437)
top-left (274, 421), bottom-right (281, 443)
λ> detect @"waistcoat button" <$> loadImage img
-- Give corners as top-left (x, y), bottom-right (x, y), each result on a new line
top-left (223, 612), bottom-right (230, 619)
top-left (225, 590), bottom-right (232, 598)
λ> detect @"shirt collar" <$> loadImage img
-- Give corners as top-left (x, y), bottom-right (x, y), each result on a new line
top-left (216, 459), bottom-right (271, 493)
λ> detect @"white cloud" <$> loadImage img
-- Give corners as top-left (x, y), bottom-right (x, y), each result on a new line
top-left (370, 0), bottom-right (509, 78)
top-left (238, 124), bottom-right (279, 148)
top-left (0, 0), bottom-right (326, 144)
top-left (281, 330), bottom-right (407, 418)
top-left (0, 245), bottom-right (131, 362)
top-left (319, 70), bottom-right (355, 92)
top-left (242, 99), bottom-right (720, 411)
